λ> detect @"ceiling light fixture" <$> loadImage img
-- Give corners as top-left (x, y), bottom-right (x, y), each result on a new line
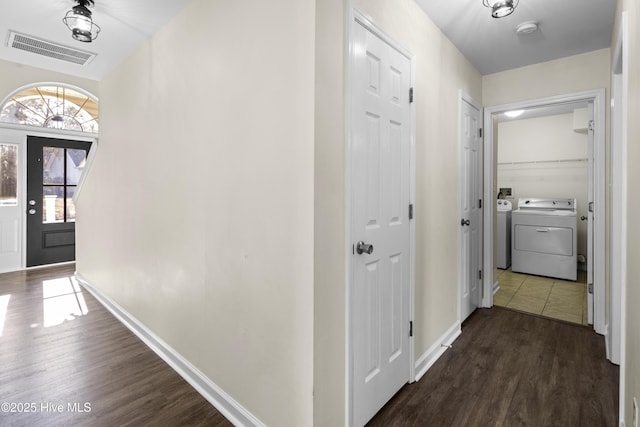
top-left (504, 110), bottom-right (525, 118)
top-left (483, 0), bottom-right (519, 18)
top-left (63, 0), bottom-right (101, 43)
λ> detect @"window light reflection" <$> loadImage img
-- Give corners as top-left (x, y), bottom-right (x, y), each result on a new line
top-left (42, 276), bottom-right (88, 328)
top-left (0, 294), bottom-right (10, 336)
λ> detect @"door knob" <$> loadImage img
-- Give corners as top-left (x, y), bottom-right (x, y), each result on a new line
top-left (460, 219), bottom-right (470, 226)
top-left (580, 216), bottom-right (587, 221)
top-left (28, 200), bottom-right (36, 206)
top-left (28, 209), bottom-right (36, 215)
top-left (356, 241), bottom-right (374, 255)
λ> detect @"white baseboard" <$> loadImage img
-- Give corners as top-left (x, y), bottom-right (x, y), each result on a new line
top-left (76, 273), bottom-right (264, 427)
top-left (605, 322), bottom-right (611, 361)
top-left (414, 321), bottom-right (461, 382)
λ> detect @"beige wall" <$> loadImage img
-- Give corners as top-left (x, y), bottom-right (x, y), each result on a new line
top-left (0, 59), bottom-right (98, 101)
top-left (75, 0), bottom-right (315, 425)
top-left (483, 49), bottom-right (611, 107)
top-left (498, 114), bottom-right (588, 164)
top-left (313, 0), bottom-right (347, 425)
top-left (615, 1), bottom-right (640, 425)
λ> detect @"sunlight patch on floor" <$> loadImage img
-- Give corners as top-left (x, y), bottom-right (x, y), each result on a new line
top-left (42, 276), bottom-right (88, 328)
top-left (0, 294), bottom-right (10, 336)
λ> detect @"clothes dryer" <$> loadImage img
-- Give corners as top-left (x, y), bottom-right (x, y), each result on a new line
top-left (511, 198), bottom-right (577, 281)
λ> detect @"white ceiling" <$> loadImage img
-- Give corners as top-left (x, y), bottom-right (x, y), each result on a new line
top-left (0, 0), bottom-right (194, 81)
top-left (0, 1), bottom-right (617, 81)
top-left (415, 0), bottom-right (617, 75)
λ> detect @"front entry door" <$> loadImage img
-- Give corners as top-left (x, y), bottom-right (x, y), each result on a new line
top-left (459, 98), bottom-right (482, 321)
top-left (26, 136), bottom-right (91, 267)
top-left (350, 18), bottom-right (412, 426)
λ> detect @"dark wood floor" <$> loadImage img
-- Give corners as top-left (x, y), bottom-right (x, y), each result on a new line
top-left (0, 265), bottom-right (620, 426)
top-left (368, 307), bottom-right (619, 426)
top-left (0, 264), bottom-right (232, 426)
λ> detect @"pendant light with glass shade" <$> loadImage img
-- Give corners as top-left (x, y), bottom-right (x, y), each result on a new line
top-left (63, 0), bottom-right (101, 42)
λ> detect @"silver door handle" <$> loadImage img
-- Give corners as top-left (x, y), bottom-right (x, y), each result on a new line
top-left (460, 219), bottom-right (470, 226)
top-left (356, 241), bottom-right (374, 255)
top-left (581, 216), bottom-right (587, 221)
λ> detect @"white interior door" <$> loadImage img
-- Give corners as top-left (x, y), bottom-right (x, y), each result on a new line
top-left (0, 140), bottom-right (22, 273)
top-left (459, 98), bottom-right (482, 321)
top-left (586, 102), bottom-right (594, 324)
top-left (350, 18), bottom-right (412, 427)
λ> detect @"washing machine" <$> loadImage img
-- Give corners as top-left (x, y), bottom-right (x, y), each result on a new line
top-left (497, 200), bottom-right (512, 269)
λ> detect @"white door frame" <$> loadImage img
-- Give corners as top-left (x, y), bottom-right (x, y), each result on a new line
top-left (610, 10), bottom-right (628, 422)
top-left (458, 91), bottom-right (483, 322)
top-left (0, 123), bottom-right (97, 273)
top-left (346, 8), bottom-right (416, 426)
top-left (482, 89), bottom-right (606, 337)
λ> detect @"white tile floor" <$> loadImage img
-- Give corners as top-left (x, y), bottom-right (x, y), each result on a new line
top-left (494, 268), bottom-right (588, 325)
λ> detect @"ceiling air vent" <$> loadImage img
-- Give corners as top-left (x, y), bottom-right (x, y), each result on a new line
top-left (7, 31), bottom-right (96, 66)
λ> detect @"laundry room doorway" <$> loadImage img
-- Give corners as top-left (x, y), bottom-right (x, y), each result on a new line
top-left (491, 102), bottom-right (592, 325)
top-left (482, 90), bottom-right (606, 343)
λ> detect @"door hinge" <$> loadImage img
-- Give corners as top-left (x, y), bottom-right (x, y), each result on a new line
top-left (588, 201), bottom-right (594, 213)
top-left (478, 128), bottom-right (483, 138)
top-left (409, 204), bottom-right (414, 220)
top-left (588, 120), bottom-right (594, 132)
top-left (352, 244), bottom-right (354, 255)
top-left (478, 199), bottom-right (482, 209)
top-left (478, 270), bottom-right (482, 280)
top-left (588, 283), bottom-right (593, 294)
top-left (409, 321), bottom-right (413, 337)
top-left (409, 87), bottom-right (414, 104)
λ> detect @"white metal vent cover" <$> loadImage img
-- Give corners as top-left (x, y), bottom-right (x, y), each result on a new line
top-left (7, 31), bottom-right (96, 66)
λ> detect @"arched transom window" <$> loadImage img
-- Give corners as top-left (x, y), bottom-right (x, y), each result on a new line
top-left (0, 85), bottom-right (98, 133)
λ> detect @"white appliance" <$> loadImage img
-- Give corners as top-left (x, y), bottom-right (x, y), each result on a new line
top-left (511, 198), bottom-right (577, 281)
top-left (497, 200), bottom-right (512, 269)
